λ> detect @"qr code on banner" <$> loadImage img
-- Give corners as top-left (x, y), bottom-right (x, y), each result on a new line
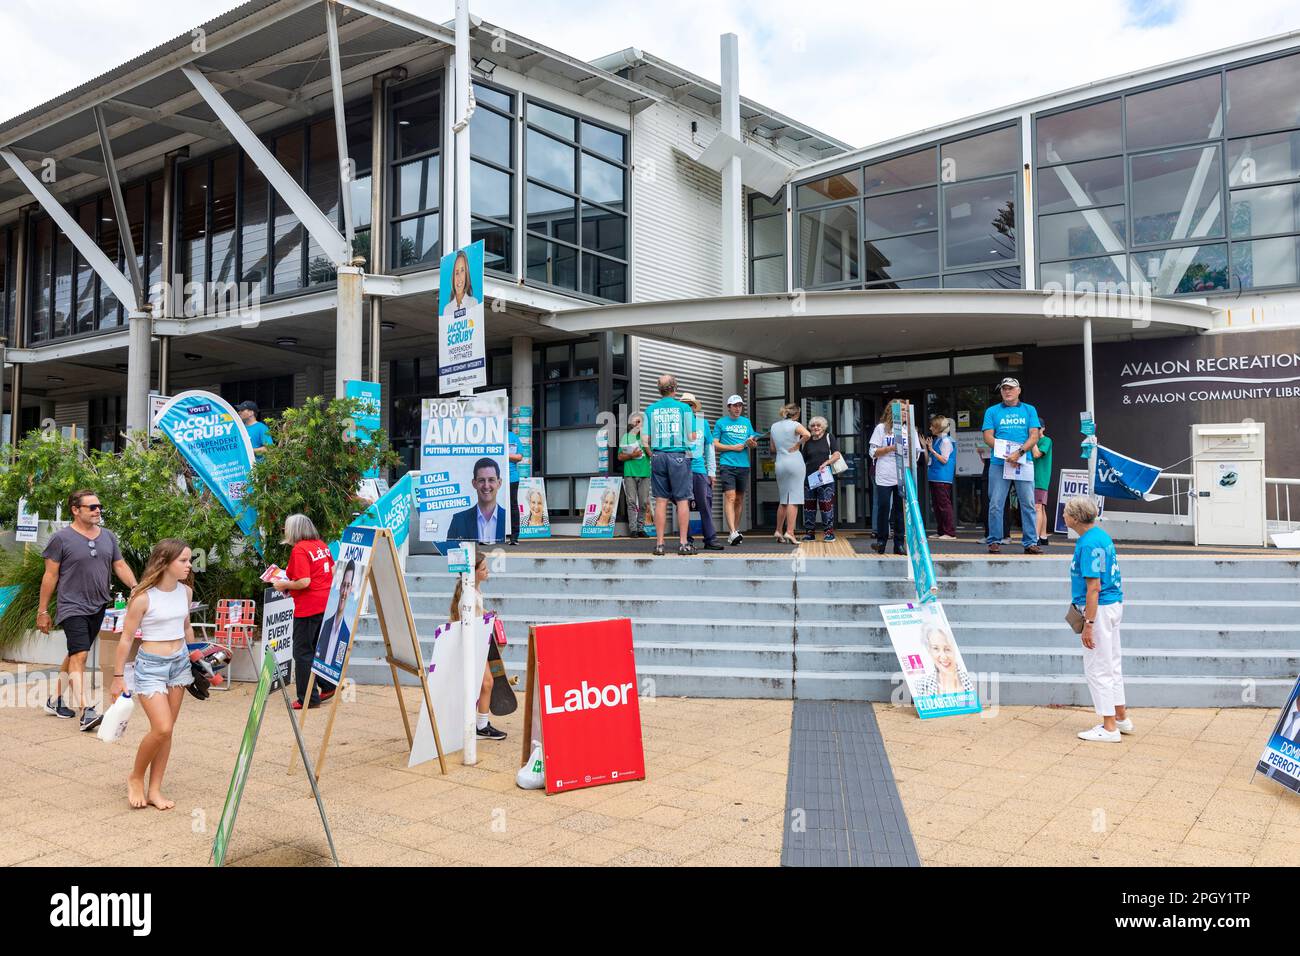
top-left (228, 481), bottom-right (246, 499)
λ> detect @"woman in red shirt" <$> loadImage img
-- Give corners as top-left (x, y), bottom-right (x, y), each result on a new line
top-left (273, 514), bottom-right (336, 709)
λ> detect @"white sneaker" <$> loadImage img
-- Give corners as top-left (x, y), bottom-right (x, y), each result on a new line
top-left (1077, 724), bottom-right (1122, 743)
top-left (1114, 718), bottom-right (1135, 735)
top-left (728, 530), bottom-right (741, 546)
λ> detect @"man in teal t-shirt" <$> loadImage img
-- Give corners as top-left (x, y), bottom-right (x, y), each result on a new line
top-left (713, 395), bottom-right (757, 546)
top-left (237, 401), bottom-right (274, 458)
top-left (644, 374), bottom-right (697, 556)
top-left (1032, 420), bottom-right (1054, 545)
top-left (681, 392), bottom-right (722, 550)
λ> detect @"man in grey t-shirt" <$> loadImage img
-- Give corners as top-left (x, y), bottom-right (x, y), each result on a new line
top-left (38, 489), bottom-right (136, 730)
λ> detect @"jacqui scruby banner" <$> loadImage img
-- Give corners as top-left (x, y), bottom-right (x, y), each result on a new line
top-left (155, 390), bottom-right (260, 550)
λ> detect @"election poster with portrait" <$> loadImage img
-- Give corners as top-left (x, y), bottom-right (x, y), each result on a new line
top-left (438, 240), bottom-right (487, 394)
top-left (516, 477), bottom-right (551, 539)
top-left (580, 476), bottom-right (622, 538)
top-left (880, 601), bottom-right (981, 719)
top-left (417, 390), bottom-right (510, 552)
top-left (311, 525), bottom-right (376, 686)
top-left (1256, 675), bottom-right (1300, 796)
top-left (155, 390), bottom-right (260, 546)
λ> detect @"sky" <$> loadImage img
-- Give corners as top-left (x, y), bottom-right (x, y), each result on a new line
top-left (1, 0), bottom-right (1298, 148)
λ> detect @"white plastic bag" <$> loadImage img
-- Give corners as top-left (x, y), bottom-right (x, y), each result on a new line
top-left (515, 741), bottom-right (545, 790)
top-left (97, 693), bottom-right (135, 743)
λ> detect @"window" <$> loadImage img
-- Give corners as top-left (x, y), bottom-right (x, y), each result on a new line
top-left (219, 375), bottom-right (293, 420)
top-left (88, 396), bottom-right (125, 454)
top-left (389, 73), bottom-right (441, 271)
top-left (793, 124), bottom-right (1020, 291)
top-left (523, 98), bottom-right (627, 302)
top-left (1035, 51), bottom-right (1300, 295)
top-left (749, 191), bottom-right (786, 293)
top-left (470, 81), bottom-right (515, 275)
top-left (0, 227), bottom-right (12, 344)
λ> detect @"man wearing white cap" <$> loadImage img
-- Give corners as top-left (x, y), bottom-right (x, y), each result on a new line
top-left (713, 394), bottom-right (758, 546)
top-left (982, 377), bottom-right (1041, 554)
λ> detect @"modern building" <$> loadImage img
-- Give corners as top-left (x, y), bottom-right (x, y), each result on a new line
top-left (1, 0), bottom-right (1298, 535)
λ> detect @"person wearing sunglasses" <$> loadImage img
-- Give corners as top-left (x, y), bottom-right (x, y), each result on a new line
top-left (38, 489), bottom-right (137, 731)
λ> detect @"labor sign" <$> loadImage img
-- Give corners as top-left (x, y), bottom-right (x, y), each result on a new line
top-left (535, 618), bottom-right (645, 795)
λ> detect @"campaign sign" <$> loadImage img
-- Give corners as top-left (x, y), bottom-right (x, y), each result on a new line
top-left (212, 646), bottom-right (275, 867)
top-left (15, 497), bottom-right (38, 543)
top-left (156, 390), bottom-right (260, 548)
top-left (1054, 469), bottom-right (1105, 535)
top-left (580, 476), bottom-right (622, 538)
top-left (1256, 675), bottom-right (1300, 796)
top-left (438, 240), bottom-right (487, 393)
top-left (418, 390), bottom-right (510, 551)
top-left (345, 380), bottom-right (382, 479)
top-left (311, 525), bottom-right (375, 686)
top-left (354, 471), bottom-right (414, 552)
top-left (517, 477), bottom-right (551, 539)
top-left (535, 618), bottom-right (645, 794)
top-left (880, 602), bottom-right (981, 719)
top-left (1094, 444), bottom-right (1161, 501)
top-left (260, 587), bottom-right (295, 688)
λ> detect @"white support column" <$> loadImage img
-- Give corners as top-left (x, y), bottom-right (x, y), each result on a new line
top-left (452, 0), bottom-right (474, 251)
top-left (126, 312), bottom-right (152, 436)
top-left (1019, 112), bottom-right (1036, 291)
top-left (0, 149), bottom-right (138, 310)
top-left (336, 266), bottom-right (365, 398)
top-left (719, 34), bottom-right (743, 296)
top-left (182, 66), bottom-right (350, 267)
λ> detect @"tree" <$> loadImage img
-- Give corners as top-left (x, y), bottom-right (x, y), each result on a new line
top-left (245, 395), bottom-right (398, 569)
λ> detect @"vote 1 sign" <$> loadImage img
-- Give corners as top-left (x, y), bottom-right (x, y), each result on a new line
top-left (528, 618), bottom-right (645, 795)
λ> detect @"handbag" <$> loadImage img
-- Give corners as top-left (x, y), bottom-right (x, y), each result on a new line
top-left (830, 457), bottom-right (848, 476)
top-left (1065, 604), bottom-right (1086, 634)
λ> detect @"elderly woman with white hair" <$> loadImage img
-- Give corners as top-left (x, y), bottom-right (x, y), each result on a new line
top-left (800, 414), bottom-right (842, 542)
top-left (272, 513), bottom-right (337, 710)
top-left (1064, 496), bottom-right (1132, 742)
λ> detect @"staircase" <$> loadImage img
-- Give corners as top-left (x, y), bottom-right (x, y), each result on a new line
top-left (349, 554), bottom-right (1300, 707)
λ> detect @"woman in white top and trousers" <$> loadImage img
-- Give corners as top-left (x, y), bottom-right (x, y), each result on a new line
top-left (110, 539), bottom-right (196, 811)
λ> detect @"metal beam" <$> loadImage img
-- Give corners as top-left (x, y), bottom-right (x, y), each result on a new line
top-left (102, 99), bottom-right (234, 143)
top-left (325, 1), bottom-right (355, 249)
top-left (6, 146), bottom-right (105, 179)
top-left (337, 0), bottom-right (456, 44)
top-left (182, 66), bottom-right (350, 266)
top-left (0, 148), bottom-right (138, 310)
top-left (94, 106), bottom-right (145, 310)
top-left (200, 69), bottom-right (312, 117)
top-left (0, 9), bottom-right (388, 195)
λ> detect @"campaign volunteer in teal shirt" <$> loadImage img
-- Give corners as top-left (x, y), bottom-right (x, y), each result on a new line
top-left (981, 377), bottom-right (1041, 553)
top-left (681, 392), bottom-right (722, 550)
top-left (237, 400), bottom-right (274, 457)
top-left (1063, 495), bottom-right (1131, 744)
top-left (714, 395), bottom-right (757, 545)
top-left (644, 375), bottom-right (697, 555)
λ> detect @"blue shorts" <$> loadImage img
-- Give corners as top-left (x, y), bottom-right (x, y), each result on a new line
top-left (651, 451), bottom-right (693, 502)
top-left (718, 464), bottom-right (749, 492)
top-left (133, 647), bottom-right (194, 697)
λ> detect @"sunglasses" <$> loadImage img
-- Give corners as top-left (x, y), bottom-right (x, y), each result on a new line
top-left (79, 503), bottom-right (103, 511)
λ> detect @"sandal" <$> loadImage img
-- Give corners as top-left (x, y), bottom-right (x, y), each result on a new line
top-left (678, 543), bottom-right (697, 556)
top-left (653, 544), bottom-right (665, 556)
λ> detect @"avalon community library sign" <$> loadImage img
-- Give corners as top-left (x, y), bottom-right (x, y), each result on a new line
top-left (1025, 328), bottom-right (1300, 486)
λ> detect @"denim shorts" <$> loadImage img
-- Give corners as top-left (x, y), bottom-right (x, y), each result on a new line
top-left (650, 451), bottom-right (693, 502)
top-left (133, 647), bottom-right (194, 697)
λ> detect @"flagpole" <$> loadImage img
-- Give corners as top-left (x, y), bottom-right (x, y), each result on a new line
top-left (1083, 317), bottom-right (1097, 500)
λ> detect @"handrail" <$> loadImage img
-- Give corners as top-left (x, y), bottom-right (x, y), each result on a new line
top-left (1145, 471), bottom-right (1299, 524)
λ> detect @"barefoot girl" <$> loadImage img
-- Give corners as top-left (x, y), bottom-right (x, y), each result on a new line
top-left (109, 539), bottom-right (195, 810)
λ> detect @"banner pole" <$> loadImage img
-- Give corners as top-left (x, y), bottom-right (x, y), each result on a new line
top-left (1083, 316), bottom-right (1098, 500)
top-left (460, 541), bottom-right (478, 766)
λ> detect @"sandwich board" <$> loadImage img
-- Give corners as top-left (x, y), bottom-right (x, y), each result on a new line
top-left (291, 525), bottom-right (446, 782)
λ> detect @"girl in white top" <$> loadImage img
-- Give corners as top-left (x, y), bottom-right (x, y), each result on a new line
top-left (111, 538), bottom-right (196, 811)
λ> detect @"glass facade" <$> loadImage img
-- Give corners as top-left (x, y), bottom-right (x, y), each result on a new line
top-left (793, 123), bottom-right (1021, 291)
top-left (748, 191), bottom-right (786, 293)
top-left (524, 98), bottom-right (628, 302)
top-left (0, 225), bottom-right (13, 344)
top-left (389, 75), bottom-right (441, 271)
top-left (470, 80), bottom-right (515, 275)
top-left (1035, 50), bottom-right (1300, 295)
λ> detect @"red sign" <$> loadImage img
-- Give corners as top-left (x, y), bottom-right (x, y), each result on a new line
top-left (535, 618), bottom-right (645, 795)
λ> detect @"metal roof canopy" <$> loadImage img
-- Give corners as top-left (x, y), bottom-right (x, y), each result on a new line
top-left (0, 1), bottom-right (664, 226)
top-left (538, 289), bottom-right (1218, 366)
